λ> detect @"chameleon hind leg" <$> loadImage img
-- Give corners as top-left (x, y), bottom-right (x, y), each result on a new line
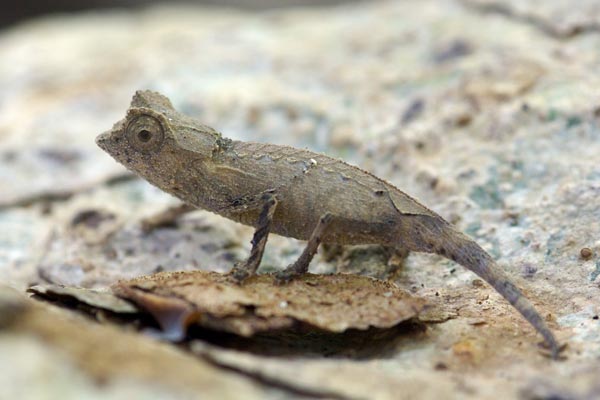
top-left (229, 193), bottom-right (278, 283)
top-left (275, 212), bottom-right (333, 284)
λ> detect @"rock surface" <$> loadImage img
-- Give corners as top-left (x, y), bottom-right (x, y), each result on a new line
top-left (1, 0), bottom-right (600, 398)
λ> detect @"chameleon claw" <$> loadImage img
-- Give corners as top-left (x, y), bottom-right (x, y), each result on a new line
top-left (228, 263), bottom-right (253, 284)
top-left (274, 267), bottom-right (302, 285)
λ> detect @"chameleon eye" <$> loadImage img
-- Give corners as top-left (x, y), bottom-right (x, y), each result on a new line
top-left (126, 115), bottom-right (165, 153)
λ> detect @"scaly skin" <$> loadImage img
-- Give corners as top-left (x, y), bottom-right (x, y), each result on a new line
top-left (96, 90), bottom-right (560, 358)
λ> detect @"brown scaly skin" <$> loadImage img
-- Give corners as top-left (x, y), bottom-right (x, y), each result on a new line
top-left (96, 90), bottom-right (560, 358)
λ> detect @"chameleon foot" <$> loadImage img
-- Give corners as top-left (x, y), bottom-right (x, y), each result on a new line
top-left (274, 266), bottom-right (304, 285)
top-left (228, 263), bottom-right (253, 284)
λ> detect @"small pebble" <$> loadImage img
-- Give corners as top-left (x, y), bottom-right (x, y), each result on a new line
top-left (580, 247), bottom-right (593, 260)
top-left (434, 362), bottom-right (448, 371)
top-left (472, 279), bottom-right (484, 287)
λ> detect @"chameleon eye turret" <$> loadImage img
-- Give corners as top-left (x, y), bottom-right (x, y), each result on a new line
top-left (126, 114), bottom-right (165, 153)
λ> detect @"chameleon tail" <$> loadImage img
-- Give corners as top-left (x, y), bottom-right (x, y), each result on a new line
top-left (442, 229), bottom-right (559, 358)
top-left (405, 216), bottom-right (560, 358)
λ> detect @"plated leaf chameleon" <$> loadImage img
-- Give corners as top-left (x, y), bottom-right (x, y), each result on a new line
top-left (96, 90), bottom-right (559, 357)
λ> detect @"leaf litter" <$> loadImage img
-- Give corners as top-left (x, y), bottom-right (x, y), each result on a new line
top-left (111, 271), bottom-right (425, 342)
top-left (29, 270), bottom-right (426, 356)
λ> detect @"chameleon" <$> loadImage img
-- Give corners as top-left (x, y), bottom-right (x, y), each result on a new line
top-left (96, 90), bottom-right (559, 358)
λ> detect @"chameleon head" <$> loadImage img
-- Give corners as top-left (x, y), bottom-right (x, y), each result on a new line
top-left (96, 90), bottom-right (223, 193)
top-left (95, 91), bottom-right (180, 190)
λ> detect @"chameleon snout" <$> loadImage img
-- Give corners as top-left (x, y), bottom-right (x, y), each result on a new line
top-left (95, 131), bottom-right (112, 151)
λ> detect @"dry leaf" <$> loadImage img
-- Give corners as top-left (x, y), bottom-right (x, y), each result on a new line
top-left (28, 284), bottom-right (138, 314)
top-left (112, 271), bottom-right (425, 340)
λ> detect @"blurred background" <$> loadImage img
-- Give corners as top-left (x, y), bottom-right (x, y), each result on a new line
top-left (2, 0), bottom-right (361, 27)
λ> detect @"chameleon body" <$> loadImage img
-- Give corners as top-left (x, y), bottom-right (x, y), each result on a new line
top-left (96, 90), bottom-right (559, 357)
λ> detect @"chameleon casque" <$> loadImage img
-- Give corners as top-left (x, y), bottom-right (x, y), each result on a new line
top-left (96, 90), bottom-right (559, 357)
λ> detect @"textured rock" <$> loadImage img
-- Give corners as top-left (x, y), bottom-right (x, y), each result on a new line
top-left (0, 285), bottom-right (269, 399)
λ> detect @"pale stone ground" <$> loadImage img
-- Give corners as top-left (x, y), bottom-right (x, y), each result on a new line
top-left (1, 1), bottom-right (600, 398)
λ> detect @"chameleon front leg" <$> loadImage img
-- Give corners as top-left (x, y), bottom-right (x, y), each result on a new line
top-left (229, 193), bottom-right (278, 282)
top-left (275, 212), bottom-right (333, 284)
